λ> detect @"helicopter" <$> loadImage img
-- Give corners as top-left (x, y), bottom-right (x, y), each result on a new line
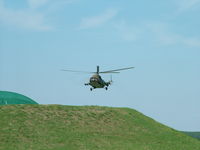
top-left (61, 66), bottom-right (134, 91)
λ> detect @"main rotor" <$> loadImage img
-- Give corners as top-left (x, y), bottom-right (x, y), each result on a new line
top-left (61, 66), bottom-right (134, 74)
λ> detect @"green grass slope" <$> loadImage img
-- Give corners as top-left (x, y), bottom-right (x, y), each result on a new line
top-left (183, 132), bottom-right (200, 140)
top-left (0, 105), bottom-right (200, 150)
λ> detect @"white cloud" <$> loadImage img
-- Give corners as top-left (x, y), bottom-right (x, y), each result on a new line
top-left (79, 8), bottom-right (118, 29)
top-left (181, 37), bottom-right (200, 47)
top-left (0, 0), bottom-right (4, 8)
top-left (0, 4), bottom-right (52, 31)
top-left (0, 9), bottom-right (52, 30)
top-left (0, 0), bottom-right (75, 31)
top-left (28, 0), bottom-right (49, 9)
top-left (27, 0), bottom-right (75, 9)
top-left (114, 20), bottom-right (143, 42)
top-left (0, 0), bottom-right (52, 31)
top-left (147, 22), bottom-right (200, 47)
top-left (113, 20), bottom-right (200, 48)
top-left (177, 0), bottom-right (200, 12)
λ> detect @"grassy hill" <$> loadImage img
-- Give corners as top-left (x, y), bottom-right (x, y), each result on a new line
top-left (0, 105), bottom-right (200, 150)
top-left (183, 132), bottom-right (200, 140)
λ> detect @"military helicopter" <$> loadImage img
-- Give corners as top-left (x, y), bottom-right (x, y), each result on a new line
top-left (61, 66), bottom-right (134, 91)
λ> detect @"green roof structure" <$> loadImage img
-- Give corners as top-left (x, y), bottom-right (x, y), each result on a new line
top-left (0, 91), bottom-right (38, 105)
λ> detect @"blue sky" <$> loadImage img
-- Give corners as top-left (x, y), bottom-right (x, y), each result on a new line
top-left (1, 0), bottom-right (200, 131)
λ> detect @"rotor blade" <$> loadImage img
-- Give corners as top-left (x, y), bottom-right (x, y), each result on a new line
top-left (100, 67), bottom-right (134, 73)
top-left (99, 71), bottom-right (120, 74)
top-left (61, 69), bottom-right (94, 74)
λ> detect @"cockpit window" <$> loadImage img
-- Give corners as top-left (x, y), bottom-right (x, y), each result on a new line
top-left (90, 78), bottom-right (97, 81)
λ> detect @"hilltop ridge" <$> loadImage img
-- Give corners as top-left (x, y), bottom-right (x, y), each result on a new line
top-left (0, 105), bottom-right (200, 150)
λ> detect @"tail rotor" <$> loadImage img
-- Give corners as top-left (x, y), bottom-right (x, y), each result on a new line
top-left (109, 74), bottom-right (113, 85)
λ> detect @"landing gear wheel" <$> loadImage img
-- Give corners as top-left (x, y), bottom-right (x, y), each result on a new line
top-left (90, 88), bottom-right (93, 91)
top-left (105, 87), bottom-right (108, 90)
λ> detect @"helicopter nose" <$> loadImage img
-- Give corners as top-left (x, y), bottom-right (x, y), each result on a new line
top-left (90, 77), bottom-right (97, 82)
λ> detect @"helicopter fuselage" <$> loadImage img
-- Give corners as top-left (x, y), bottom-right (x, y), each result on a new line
top-left (85, 74), bottom-right (110, 90)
